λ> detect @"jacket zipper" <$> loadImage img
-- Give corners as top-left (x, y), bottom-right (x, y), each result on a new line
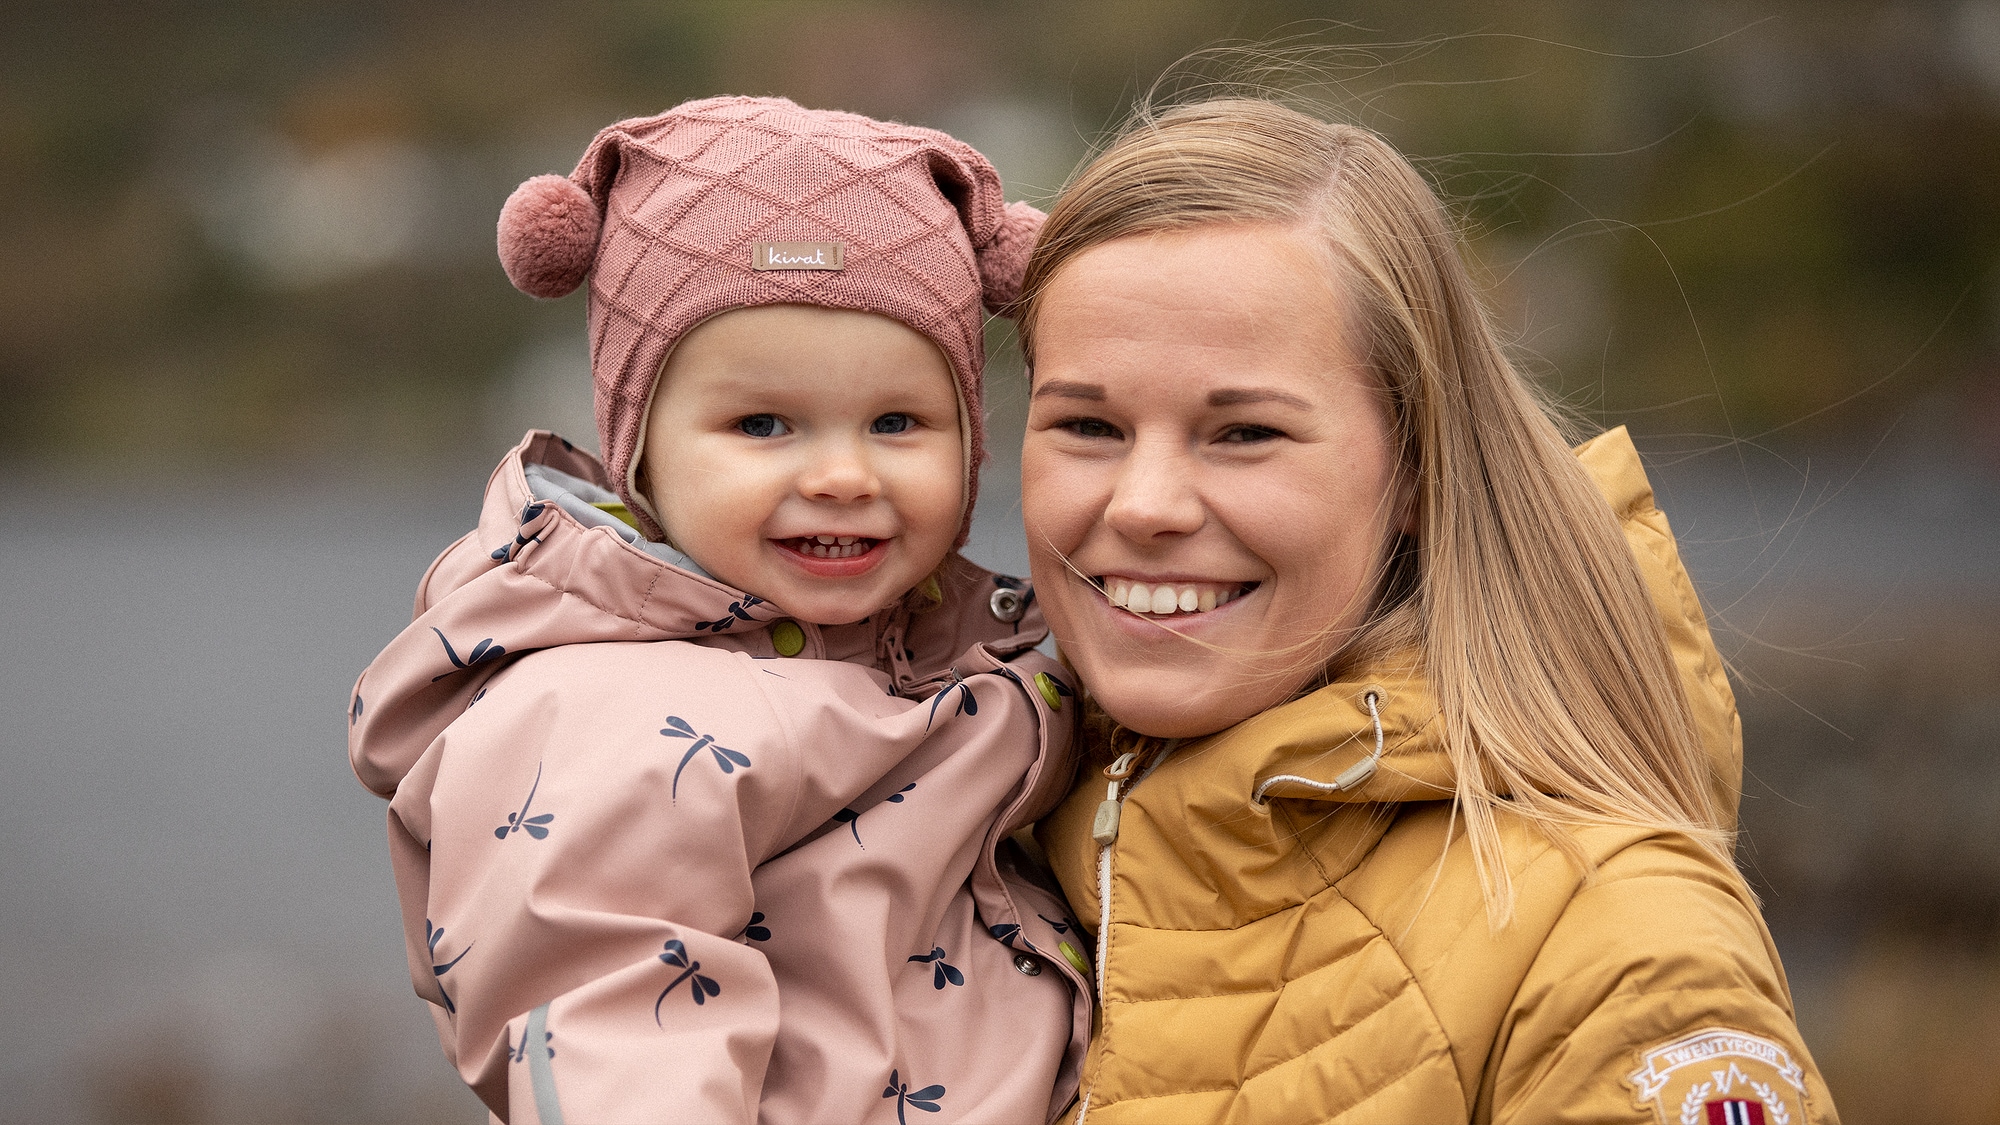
top-left (1077, 740), bottom-right (1176, 1125)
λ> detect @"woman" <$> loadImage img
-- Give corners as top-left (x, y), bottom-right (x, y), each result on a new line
top-left (1020, 99), bottom-right (1838, 1124)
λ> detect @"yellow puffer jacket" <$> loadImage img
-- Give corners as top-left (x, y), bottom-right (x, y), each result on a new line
top-left (1040, 428), bottom-right (1838, 1125)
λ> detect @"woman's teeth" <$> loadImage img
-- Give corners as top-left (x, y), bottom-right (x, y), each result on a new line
top-left (794, 535), bottom-right (873, 559)
top-left (1101, 578), bottom-right (1245, 616)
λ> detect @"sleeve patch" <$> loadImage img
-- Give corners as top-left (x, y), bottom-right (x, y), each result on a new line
top-left (1626, 1027), bottom-right (1809, 1125)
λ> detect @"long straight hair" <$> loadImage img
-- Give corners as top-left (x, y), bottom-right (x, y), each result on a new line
top-left (1018, 99), bottom-right (1729, 922)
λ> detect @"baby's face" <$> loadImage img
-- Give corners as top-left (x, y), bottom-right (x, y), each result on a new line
top-left (638, 305), bottom-right (964, 626)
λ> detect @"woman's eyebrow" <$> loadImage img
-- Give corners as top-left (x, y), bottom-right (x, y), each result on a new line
top-left (1208, 387), bottom-right (1313, 409)
top-left (1032, 379), bottom-right (1105, 401)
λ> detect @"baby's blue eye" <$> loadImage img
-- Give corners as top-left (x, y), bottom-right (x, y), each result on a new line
top-left (871, 413), bottom-right (914, 435)
top-left (739, 415), bottom-right (786, 438)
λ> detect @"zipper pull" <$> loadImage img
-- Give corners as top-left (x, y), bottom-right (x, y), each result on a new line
top-left (1091, 752), bottom-right (1139, 846)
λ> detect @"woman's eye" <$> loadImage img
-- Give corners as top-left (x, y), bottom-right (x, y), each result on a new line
top-left (870, 413), bottom-right (915, 435)
top-left (738, 415), bottom-right (787, 438)
top-left (1061, 417), bottom-right (1123, 440)
top-left (1218, 424), bottom-right (1283, 444)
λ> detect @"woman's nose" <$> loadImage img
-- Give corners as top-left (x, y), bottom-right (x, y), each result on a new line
top-left (798, 437), bottom-right (881, 503)
top-left (1103, 439), bottom-right (1204, 540)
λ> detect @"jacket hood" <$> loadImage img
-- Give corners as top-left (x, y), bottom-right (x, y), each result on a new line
top-left (349, 430), bottom-right (1049, 799)
top-left (1206, 427), bottom-right (1742, 826)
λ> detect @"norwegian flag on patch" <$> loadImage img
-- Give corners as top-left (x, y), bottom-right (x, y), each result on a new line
top-left (1706, 1100), bottom-right (1764, 1125)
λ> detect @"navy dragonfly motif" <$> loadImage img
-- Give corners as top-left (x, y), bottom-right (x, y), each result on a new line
top-left (430, 628), bottom-right (507, 682)
top-left (987, 922), bottom-right (1021, 946)
top-left (489, 502), bottom-right (548, 561)
top-left (654, 940), bottom-right (719, 1022)
top-left (695, 595), bottom-right (765, 633)
top-left (832, 783), bottom-right (914, 848)
top-left (349, 694), bottom-right (363, 725)
top-left (737, 912), bottom-right (771, 942)
top-left (882, 1071), bottom-right (946, 1123)
top-left (926, 673), bottom-right (978, 729)
top-left (426, 919), bottom-right (471, 1015)
top-left (1038, 913), bottom-right (1073, 935)
top-left (908, 947), bottom-right (964, 989)
top-left (660, 716), bottom-right (751, 800)
top-left (507, 1024), bottom-right (554, 1063)
top-left (495, 762), bottom-right (555, 840)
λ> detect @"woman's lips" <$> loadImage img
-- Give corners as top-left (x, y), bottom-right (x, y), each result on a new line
top-left (1095, 576), bottom-right (1257, 617)
top-left (775, 534), bottom-right (886, 577)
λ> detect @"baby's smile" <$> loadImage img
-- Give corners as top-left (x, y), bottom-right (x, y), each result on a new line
top-left (781, 534), bottom-right (878, 560)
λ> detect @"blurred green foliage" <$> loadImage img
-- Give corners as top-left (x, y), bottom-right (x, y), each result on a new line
top-left (3, 0), bottom-right (1997, 467)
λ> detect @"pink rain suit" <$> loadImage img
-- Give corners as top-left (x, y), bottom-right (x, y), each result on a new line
top-left (349, 432), bottom-right (1089, 1124)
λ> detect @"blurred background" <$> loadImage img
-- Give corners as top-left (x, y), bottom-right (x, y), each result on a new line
top-left (3, 2), bottom-right (1997, 1122)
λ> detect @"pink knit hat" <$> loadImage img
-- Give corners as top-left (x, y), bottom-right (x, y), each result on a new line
top-left (496, 95), bottom-right (1044, 546)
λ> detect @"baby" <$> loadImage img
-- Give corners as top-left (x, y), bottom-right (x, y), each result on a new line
top-left (348, 98), bottom-right (1086, 1124)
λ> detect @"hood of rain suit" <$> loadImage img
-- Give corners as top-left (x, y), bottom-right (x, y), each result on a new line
top-left (349, 431), bottom-right (1089, 1125)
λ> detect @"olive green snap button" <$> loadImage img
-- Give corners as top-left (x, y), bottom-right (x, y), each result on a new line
top-left (1034, 672), bottom-right (1063, 710)
top-left (1059, 940), bottom-right (1088, 976)
top-left (771, 620), bottom-right (805, 657)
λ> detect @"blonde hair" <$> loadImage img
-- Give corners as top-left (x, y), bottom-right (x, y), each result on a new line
top-left (1019, 99), bottom-right (1730, 922)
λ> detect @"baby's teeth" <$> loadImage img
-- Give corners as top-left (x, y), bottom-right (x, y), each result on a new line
top-left (1149, 586), bottom-right (1177, 615)
top-left (1177, 588), bottom-right (1199, 613)
top-left (836, 536), bottom-right (857, 545)
top-left (1197, 588), bottom-right (1217, 612)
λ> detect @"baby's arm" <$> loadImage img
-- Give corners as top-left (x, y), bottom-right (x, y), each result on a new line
top-left (389, 645), bottom-right (799, 1125)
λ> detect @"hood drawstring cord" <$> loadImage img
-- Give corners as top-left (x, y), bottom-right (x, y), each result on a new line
top-left (1250, 690), bottom-right (1384, 806)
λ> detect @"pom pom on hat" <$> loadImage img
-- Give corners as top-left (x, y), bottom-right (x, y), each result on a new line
top-left (977, 200), bottom-right (1046, 312)
top-left (498, 174), bottom-right (601, 298)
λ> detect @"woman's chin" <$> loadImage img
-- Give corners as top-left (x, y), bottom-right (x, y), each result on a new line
top-left (1077, 665), bottom-right (1293, 741)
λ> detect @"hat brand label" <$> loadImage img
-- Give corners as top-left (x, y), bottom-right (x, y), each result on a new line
top-left (752, 242), bottom-right (845, 271)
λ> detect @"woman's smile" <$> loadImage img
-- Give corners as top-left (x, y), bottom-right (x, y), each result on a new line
top-left (1091, 576), bottom-right (1257, 617)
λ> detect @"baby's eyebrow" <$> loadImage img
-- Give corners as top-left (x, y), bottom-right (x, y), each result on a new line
top-left (1031, 379), bottom-right (1105, 401)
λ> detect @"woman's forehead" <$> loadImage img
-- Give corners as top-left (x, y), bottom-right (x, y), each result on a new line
top-left (1030, 225), bottom-right (1359, 386)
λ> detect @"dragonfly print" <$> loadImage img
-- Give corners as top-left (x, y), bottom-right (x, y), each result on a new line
top-left (908, 947), bottom-right (964, 989)
top-left (654, 939), bottom-right (720, 1022)
top-left (1038, 913), bottom-right (1073, 935)
top-left (736, 912), bottom-right (771, 942)
top-left (831, 783), bottom-right (914, 848)
top-left (882, 1070), bottom-right (946, 1124)
top-left (660, 716), bottom-right (752, 800)
top-left (349, 694), bottom-right (363, 725)
top-left (489, 502), bottom-right (548, 561)
top-left (926, 673), bottom-right (978, 729)
top-left (430, 628), bottom-right (508, 682)
top-left (426, 919), bottom-right (472, 1015)
top-left (987, 922), bottom-right (1021, 946)
top-left (507, 1024), bottom-right (554, 1063)
top-left (694, 595), bottom-right (765, 633)
top-left (494, 762), bottom-right (555, 840)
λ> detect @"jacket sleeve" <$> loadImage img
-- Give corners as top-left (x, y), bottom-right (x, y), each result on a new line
top-left (388, 646), bottom-right (801, 1125)
top-left (1489, 835), bottom-right (1840, 1125)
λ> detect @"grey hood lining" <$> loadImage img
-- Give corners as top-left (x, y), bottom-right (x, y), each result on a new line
top-left (523, 462), bottom-right (713, 579)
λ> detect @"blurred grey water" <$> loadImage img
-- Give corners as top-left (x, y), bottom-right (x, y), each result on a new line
top-left (0, 430), bottom-right (1994, 1122)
